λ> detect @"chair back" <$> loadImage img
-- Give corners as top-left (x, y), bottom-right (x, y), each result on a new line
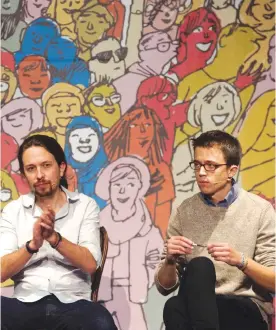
top-left (91, 226), bottom-right (109, 302)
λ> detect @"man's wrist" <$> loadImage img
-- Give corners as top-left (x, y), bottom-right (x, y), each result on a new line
top-left (26, 240), bottom-right (39, 254)
top-left (236, 252), bottom-right (248, 271)
top-left (49, 232), bottom-right (62, 249)
top-left (47, 232), bottom-right (58, 246)
top-left (165, 255), bottom-right (177, 265)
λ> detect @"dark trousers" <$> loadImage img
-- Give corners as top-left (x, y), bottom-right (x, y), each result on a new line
top-left (163, 257), bottom-right (268, 330)
top-left (1, 295), bottom-right (117, 330)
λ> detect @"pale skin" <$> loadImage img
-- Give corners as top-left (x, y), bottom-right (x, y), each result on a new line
top-left (1, 146), bottom-right (97, 283)
top-left (158, 146), bottom-right (275, 293)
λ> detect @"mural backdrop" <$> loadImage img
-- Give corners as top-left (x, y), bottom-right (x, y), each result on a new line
top-left (1, 0), bottom-right (275, 329)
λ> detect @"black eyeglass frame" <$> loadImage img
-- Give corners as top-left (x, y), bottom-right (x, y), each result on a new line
top-left (189, 161), bottom-right (229, 172)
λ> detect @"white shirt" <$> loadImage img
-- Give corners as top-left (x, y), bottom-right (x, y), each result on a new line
top-left (0, 187), bottom-right (101, 303)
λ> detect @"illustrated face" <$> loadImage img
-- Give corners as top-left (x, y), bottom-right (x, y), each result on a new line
top-left (194, 145), bottom-right (232, 196)
top-left (139, 79), bottom-right (177, 120)
top-left (18, 59), bottom-right (50, 99)
top-left (89, 39), bottom-right (127, 82)
top-left (1, 67), bottom-right (17, 105)
top-left (250, 0), bottom-right (275, 31)
top-left (1, 0), bottom-right (21, 14)
top-left (69, 127), bottom-right (99, 163)
top-left (25, 0), bottom-right (51, 19)
top-left (144, 0), bottom-right (179, 30)
top-left (55, 0), bottom-right (85, 24)
top-left (57, 0), bottom-right (85, 14)
top-left (183, 16), bottom-right (218, 61)
top-left (128, 111), bottom-right (155, 156)
top-left (22, 23), bottom-right (58, 55)
top-left (199, 87), bottom-right (237, 131)
top-left (22, 146), bottom-right (65, 197)
top-left (75, 8), bottom-right (111, 46)
top-left (2, 109), bottom-right (32, 140)
top-left (85, 84), bottom-right (121, 129)
top-left (46, 96), bottom-right (82, 132)
top-left (139, 32), bottom-right (178, 67)
top-left (110, 168), bottom-right (141, 212)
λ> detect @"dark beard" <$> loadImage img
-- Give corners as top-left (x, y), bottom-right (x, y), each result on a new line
top-left (1, 12), bottom-right (22, 40)
top-left (35, 189), bottom-right (54, 198)
top-left (34, 182), bottom-right (56, 198)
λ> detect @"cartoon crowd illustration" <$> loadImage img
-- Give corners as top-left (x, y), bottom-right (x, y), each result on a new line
top-left (1, 0), bottom-right (275, 329)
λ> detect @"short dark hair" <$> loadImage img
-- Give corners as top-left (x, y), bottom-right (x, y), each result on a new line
top-left (191, 130), bottom-right (242, 166)
top-left (18, 135), bottom-right (68, 187)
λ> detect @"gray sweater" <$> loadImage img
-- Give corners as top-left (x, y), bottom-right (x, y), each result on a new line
top-left (155, 189), bottom-right (275, 322)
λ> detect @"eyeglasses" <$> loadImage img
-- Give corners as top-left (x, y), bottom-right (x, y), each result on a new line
top-left (90, 94), bottom-right (121, 107)
top-left (189, 161), bottom-right (228, 172)
top-left (91, 47), bottom-right (128, 63)
top-left (145, 41), bottom-right (178, 53)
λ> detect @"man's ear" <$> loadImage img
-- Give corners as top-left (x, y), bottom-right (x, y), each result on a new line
top-left (228, 165), bottom-right (239, 180)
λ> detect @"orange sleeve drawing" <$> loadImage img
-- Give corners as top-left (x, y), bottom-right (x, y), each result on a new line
top-left (106, 1), bottom-right (125, 40)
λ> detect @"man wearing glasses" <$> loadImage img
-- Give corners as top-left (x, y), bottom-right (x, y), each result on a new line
top-left (155, 130), bottom-right (275, 330)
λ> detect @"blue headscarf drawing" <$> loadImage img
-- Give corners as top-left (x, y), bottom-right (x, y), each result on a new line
top-left (47, 36), bottom-right (90, 87)
top-left (64, 116), bottom-right (108, 209)
top-left (15, 17), bottom-right (60, 64)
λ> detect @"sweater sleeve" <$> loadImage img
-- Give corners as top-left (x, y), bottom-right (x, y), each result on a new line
top-left (154, 207), bottom-right (184, 295)
top-left (254, 203), bottom-right (275, 268)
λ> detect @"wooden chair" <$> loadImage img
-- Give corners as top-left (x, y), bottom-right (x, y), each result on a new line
top-left (91, 226), bottom-right (109, 302)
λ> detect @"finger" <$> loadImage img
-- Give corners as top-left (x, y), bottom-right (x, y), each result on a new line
top-left (210, 251), bottom-right (229, 258)
top-left (168, 243), bottom-right (193, 254)
top-left (40, 214), bottom-right (48, 222)
top-left (168, 243), bottom-right (193, 253)
top-left (169, 247), bottom-right (193, 255)
top-left (257, 75), bottom-right (266, 82)
top-left (180, 236), bottom-right (194, 245)
top-left (47, 205), bottom-right (55, 215)
top-left (172, 247), bottom-right (193, 255)
top-left (40, 223), bottom-right (53, 230)
top-left (40, 215), bottom-right (54, 227)
top-left (43, 211), bottom-right (55, 222)
top-left (171, 236), bottom-right (193, 245)
top-left (247, 60), bottom-right (257, 73)
top-left (212, 256), bottom-right (229, 263)
top-left (237, 64), bottom-right (244, 74)
top-left (40, 216), bottom-right (54, 226)
top-left (208, 246), bottom-right (230, 253)
top-left (169, 240), bottom-right (193, 250)
top-left (253, 63), bottom-right (263, 75)
top-left (40, 214), bottom-right (52, 223)
top-left (45, 208), bottom-right (55, 219)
